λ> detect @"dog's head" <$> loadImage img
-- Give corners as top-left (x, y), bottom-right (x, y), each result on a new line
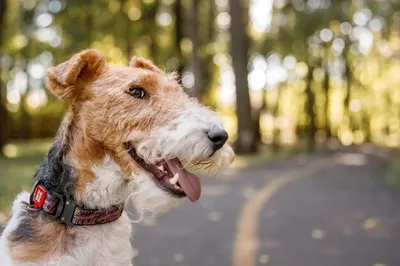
top-left (47, 49), bottom-right (234, 215)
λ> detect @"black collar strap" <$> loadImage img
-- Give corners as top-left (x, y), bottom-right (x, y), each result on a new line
top-left (27, 181), bottom-right (123, 226)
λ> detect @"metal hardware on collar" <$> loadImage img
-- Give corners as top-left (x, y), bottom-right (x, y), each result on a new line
top-left (32, 184), bottom-right (47, 209)
top-left (20, 201), bottom-right (41, 212)
top-left (58, 197), bottom-right (77, 226)
top-left (28, 180), bottom-right (42, 208)
top-left (26, 181), bottom-right (124, 226)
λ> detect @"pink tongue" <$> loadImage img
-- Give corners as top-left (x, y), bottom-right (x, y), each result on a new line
top-left (166, 159), bottom-right (201, 202)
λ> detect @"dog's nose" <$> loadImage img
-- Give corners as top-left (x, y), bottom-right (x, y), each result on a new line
top-left (207, 127), bottom-right (228, 151)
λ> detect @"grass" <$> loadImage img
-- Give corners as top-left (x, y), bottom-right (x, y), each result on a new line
top-left (0, 139), bottom-right (52, 221)
top-left (0, 139), bottom-right (316, 222)
top-left (231, 142), bottom-right (319, 169)
top-left (386, 149), bottom-right (400, 187)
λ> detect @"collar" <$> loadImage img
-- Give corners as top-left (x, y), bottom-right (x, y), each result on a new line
top-left (27, 181), bottom-right (124, 226)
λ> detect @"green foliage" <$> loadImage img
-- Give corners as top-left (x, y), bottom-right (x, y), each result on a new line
top-left (0, 139), bottom-right (52, 213)
top-left (0, 0), bottom-right (399, 150)
top-left (386, 150), bottom-right (400, 187)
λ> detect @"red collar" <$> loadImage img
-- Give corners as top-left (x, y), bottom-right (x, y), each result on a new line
top-left (27, 181), bottom-right (123, 226)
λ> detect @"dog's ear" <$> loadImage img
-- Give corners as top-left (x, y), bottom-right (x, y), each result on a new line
top-left (130, 56), bottom-right (162, 73)
top-left (46, 49), bottom-right (105, 101)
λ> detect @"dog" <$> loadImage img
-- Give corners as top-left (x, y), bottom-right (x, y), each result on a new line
top-left (0, 49), bottom-right (234, 265)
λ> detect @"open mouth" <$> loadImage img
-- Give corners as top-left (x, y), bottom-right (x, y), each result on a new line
top-left (124, 143), bottom-right (202, 202)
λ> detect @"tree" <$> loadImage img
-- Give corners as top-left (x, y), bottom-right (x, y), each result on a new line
top-left (0, 0), bottom-right (8, 154)
top-left (322, 58), bottom-right (331, 139)
top-left (188, 0), bottom-right (204, 99)
top-left (305, 64), bottom-right (317, 151)
top-left (0, 0), bottom-right (398, 150)
top-left (229, 0), bottom-right (258, 154)
top-left (173, 0), bottom-right (185, 78)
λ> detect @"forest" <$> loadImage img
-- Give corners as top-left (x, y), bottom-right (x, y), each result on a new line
top-left (0, 0), bottom-right (399, 155)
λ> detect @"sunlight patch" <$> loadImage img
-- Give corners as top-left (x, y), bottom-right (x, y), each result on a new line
top-left (336, 153), bottom-right (368, 166)
top-left (311, 229), bottom-right (326, 240)
top-left (363, 217), bottom-right (381, 230)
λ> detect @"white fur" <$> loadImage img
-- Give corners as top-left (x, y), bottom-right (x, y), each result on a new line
top-left (1, 213), bottom-right (133, 266)
top-left (0, 157), bottom-right (194, 266)
top-left (82, 156), bottom-right (132, 209)
top-left (86, 156), bottom-right (181, 219)
top-left (134, 104), bottom-right (234, 171)
top-left (0, 104), bottom-right (234, 265)
top-left (0, 163), bottom-right (134, 266)
top-left (0, 193), bottom-right (30, 266)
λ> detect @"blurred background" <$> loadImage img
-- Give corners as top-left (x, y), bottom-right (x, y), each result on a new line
top-left (0, 0), bottom-right (400, 265)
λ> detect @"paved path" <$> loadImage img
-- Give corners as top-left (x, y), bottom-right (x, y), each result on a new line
top-left (132, 148), bottom-right (400, 266)
top-left (1, 148), bottom-right (399, 266)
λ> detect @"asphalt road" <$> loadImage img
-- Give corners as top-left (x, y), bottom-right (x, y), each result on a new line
top-left (1, 147), bottom-right (399, 266)
top-left (132, 148), bottom-right (400, 266)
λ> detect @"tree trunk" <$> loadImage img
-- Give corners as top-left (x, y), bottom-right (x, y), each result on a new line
top-left (0, 0), bottom-right (8, 154)
top-left (125, 25), bottom-right (132, 58)
top-left (188, 0), bottom-right (203, 99)
top-left (253, 89), bottom-right (266, 147)
top-left (206, 0), bottom-right (215, 42)
top-left (305, 65), bottom-right (316, 152)
top-left (122, 0), bottom-right (132, 58)
top-left (148, 0), bottom-right (159, 62)
top-left (344, 49), bottom-right (354, 133)
top-left (0, 0), bottom-right (5, 44)
top-left (19, 94), bottom-right (31, 139)
top-left (85, 0), bottom-right (94, 47)
top-left (323, 66), bottom-right (331, 139)
top-left (272, 88), bottom-right (281, 153)
top-left (200, 0), bottom-right (217, 102)
top-left (229, 0), bottom-right (257, 154)
top-left (174, 0), bottom-right (185, 78)
top-left (362, 110), bottom-right (371, 143)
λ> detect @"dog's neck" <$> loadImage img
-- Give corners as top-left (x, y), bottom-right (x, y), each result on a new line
top-left (4, 113), bottom-right (136, 264)
top-left (34, 111), bottom-right (132, 209)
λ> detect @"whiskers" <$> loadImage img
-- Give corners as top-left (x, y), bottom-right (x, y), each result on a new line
top-left (125, 172), bottom-right (181, 223)
top-left (182, 144), bottom-right (235, 176)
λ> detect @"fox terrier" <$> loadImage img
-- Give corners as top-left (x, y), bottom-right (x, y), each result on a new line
top-left (0, 49), bottom-right (234, 265)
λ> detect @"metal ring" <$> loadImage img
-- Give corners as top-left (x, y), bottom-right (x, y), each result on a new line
top-left (20, 201), bottom-right (41, 212)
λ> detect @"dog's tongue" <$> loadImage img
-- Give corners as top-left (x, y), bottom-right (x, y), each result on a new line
top-left (166, 159), bottom-right (201, 202)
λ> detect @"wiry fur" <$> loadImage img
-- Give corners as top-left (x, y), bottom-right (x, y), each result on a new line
top-left (0, 49), bottom-right (234, 265)
top-left (1, 192), bottom-right (133, 266)
top-left (135, 105), bottom-right (229, 164)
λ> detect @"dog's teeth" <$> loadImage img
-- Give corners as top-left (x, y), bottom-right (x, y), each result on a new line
top-left (157, 165), bottom-right (164, 171)
top-left (169, 173), bottom-right (179, 185)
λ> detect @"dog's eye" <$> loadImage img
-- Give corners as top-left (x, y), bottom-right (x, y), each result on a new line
top-left (128, 86), bottom-right (145, 99)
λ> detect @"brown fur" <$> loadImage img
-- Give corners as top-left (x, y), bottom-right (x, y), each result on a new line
top-left (9, 212), bottom-right (70, 263)
top-left (47, 50), bottom-right (191, 198)
top-left (8, 49), bottom-right (196, 263)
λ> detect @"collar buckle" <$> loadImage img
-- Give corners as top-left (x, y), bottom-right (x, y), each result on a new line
top-left (28, 181), bottom-right (123, 226)
top-left (59, 197), bottom-right (77, 226)
top-left (29, 181), bottom-right (65, 220)
top-left (31, 183), bottom-right (47, 209)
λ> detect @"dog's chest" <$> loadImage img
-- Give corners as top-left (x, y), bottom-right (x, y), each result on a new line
top-left (81, 156), bottom-right (133, 209)
top-left (59, 213), bottom-right (134, 266)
